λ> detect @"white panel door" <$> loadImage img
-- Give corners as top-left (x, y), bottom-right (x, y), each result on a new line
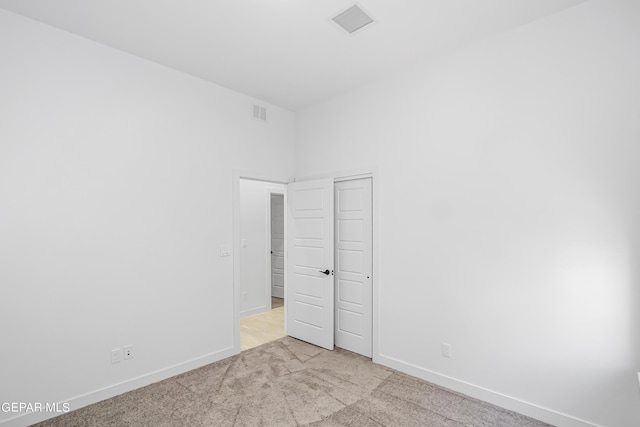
top-left (287, 179), bottom-right (334, 350)
top-left (270, 194), bottom-right (285, 299)
top-left (334, 178), bottom-right (372, 357)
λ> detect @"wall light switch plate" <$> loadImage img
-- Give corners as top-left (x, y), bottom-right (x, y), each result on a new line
top-left (442, 342), bottom-right (452, 358)
top-left (111, 348), bottom-right (122, 364)
top-left (220, 245), bottom-right (231, 257)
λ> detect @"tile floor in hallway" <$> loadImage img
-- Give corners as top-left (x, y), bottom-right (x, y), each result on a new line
top-left (240, 297), bottom-right (285, 351)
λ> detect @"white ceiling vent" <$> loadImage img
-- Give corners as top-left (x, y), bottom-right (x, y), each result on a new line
top-left (252, 104), bottom-right (267, 122)
top-left (332, 4), bottom-right (374, 34)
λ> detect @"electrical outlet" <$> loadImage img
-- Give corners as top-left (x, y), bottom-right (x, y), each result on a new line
top-left (123, 345), bottom-right (133, 360)
top-left (442, 342), bottom-right (452, 358)
top-left (111, 348), bottom-right (122, 364)
top-left (242, 292), bottom-right (247, 301)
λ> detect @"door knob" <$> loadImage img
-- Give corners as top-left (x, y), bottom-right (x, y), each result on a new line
top-left (319, 269), bottom-right (330, 276)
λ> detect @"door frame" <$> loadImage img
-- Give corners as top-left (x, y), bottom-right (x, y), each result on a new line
top-left (233, 170), bottom-right (291, 354)
top-left (232, 167), bottom-right (378, 360)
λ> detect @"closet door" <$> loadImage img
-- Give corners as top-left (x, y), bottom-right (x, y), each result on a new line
top-left (286, 179), bottom-right (334, 350)
top-left (334, 178), bottom-right (372, 357)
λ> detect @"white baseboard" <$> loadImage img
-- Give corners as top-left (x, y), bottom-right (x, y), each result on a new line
top-left (240, 305), bottom-right (269, 318)
top-left (374, 353), bottom-right (600, 427)
top-left (1, 346), bottom-right (237, 427)
top-left (2, 348), bottom-right (601, 427)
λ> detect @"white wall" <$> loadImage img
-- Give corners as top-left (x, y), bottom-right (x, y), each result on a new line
top-left (239, 179), bottom-right (285, 317)
top-left (295, 1), bottom-right (640, 426)
top-left (0, 9), bottom-right (294, 426)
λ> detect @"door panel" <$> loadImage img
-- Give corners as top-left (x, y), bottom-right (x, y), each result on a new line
top-left (338, 279), bottom-right (363, 304)
top-left (270, 194), bottom-right (285, 299)
top-left (338, 219), bottom-right (363, 242)
top-left (287, 179), bottom-right (334, 350)
top-left (334, 178), bottom-right (372, 357)
top-left (339, 250), bottom-right (364, 273)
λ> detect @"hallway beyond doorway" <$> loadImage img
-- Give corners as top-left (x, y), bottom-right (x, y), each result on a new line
top-left (240, 297), bottom-right (285, 351)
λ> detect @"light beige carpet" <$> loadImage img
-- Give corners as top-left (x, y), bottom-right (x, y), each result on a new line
top-left (34, 337), bottom-right (552, 426)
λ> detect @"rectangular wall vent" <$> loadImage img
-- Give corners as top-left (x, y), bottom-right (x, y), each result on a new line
top-left (332, 5), bottom-right (374, 34)
top-left (253, 104), bottom-right (267, 122)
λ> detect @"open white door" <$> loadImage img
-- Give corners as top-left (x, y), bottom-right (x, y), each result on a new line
top-left (286, 178), bottom-right (334, 350)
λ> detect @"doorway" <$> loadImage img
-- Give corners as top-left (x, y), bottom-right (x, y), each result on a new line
top-left (238, 179), bottom-right (286, 351)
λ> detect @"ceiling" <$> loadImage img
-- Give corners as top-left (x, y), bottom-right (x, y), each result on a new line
top-left (0, 0), bottom-right (586, 111)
